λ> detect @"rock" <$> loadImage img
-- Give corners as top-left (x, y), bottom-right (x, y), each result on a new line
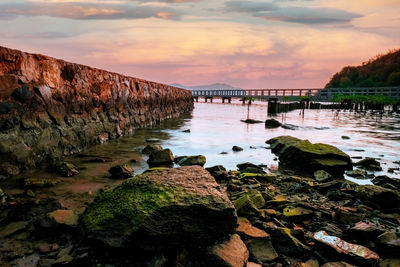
top-left (182, 129), bottom-right (191, 133)
top-left (265, 119), bottom-right (281, 128)
top-left (269, 227), bottom-right (310, 257)
top-left (355, 158), bottom-right (382, 171)
top-left (178, 155), bottom-right (206, 167)
top-left (346, 169), bottom-right (368, 178)
top-left (342, 136), bottom-right (350, 140)
top-left (372, 175), bottom-right (400, 189)
top-left (247, 263), bottom-right (262, 267)
top-left (236, 218), bottom-right (278, 263)
top-left (48, 209), bottom-right (79, 227)
top-left (147, 148), bottom-right (174, 167)
top-left (376, 231), bottom-right (400, 251)
top-left (313, 230), bottom-right (379, 265)
top-left (282, 205), bottom-right (313, 222)
top-left (206, 165), bottom-right (227, 180)
top-left (241, 119), bottom-right (263, 124)
top-left (24, 178), bottom-right (60, 188)
top-left (49, 162), bottom-right (79, 177)
top-left (108, 164), bottom-right (134, 179)
top-left (281, 123), bottom-right (299, 130)
top-left (237, 162), bottom-right (263, 172)
top-left (142, 144), bottom-right (163, 155)
top-left (220, 152), bottom-right (228, 155)
top-left (200, 234), bottom-right (249, 267)
top-left (144, 167), bottom-right (171, 173)
top-left (314, 170), bottom-right (333, 183)
top-left (11, 254), bottom-right (40, 267)
top-left (232, 146), bottom-right (244, 152)
top-left (345, 221), bottom-right (384, 242)
top-left (234, 193), bottom-right (265, 217)
top-left (82, 166), bottom-right (237, 249)
top-left (0, 221), bottom-right (29, 238)
top-left (378, 258), bottom-right (400, 267)
top-left (266, 136), bottom-right (352, 177)
top-left (355, 184), bottom-right (400, 209)
top-left (321, 262), bottom-right (357, 267)
top-left (240, 167), bottom-right (265, 174)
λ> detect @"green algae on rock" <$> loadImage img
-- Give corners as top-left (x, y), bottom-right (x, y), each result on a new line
top-left (81, 166), bottom-right (237, 249)
top-left (266, 136), bottom-right (352, 177)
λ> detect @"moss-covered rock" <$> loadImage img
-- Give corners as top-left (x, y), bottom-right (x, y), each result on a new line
top-left (266, 136), bottom-right (352, 177)
top-left (234, 193), bottom-right (265, 217)
top-left (24, 177), bottom-right (60, 188)
top-left (177, 155), bottom-right (206, 167)
top-left (141, 144), bottom-right (163, 155)
top-left (81, 166), bottom-right (237, 249)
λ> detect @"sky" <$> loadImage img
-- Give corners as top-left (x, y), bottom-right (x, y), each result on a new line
top-left (0, 0), bottom-right (399, 89)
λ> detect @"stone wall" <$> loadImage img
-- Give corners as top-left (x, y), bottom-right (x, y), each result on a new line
top-left (0, 46), bottom-right (193, 178)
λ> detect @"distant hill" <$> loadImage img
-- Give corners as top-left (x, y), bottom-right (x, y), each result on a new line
top-left (171, 83), bottom-right (243, 91)
top-left (325, 49), bottom-right (400, 88)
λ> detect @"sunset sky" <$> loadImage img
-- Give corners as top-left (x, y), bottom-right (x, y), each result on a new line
top-left (1, 0), bottom-right (399, 88)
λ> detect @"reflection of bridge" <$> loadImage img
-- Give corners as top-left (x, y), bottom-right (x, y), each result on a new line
top-left (191, 87), bottom-right (400, 103)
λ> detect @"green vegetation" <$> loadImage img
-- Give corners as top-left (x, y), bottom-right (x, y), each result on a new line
top-left (333, 94), bottom-right (397, 105)
top-left (325, 49), bottom-right (400, 88)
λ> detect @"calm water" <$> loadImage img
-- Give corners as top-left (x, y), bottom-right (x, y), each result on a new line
top-left (24, 101), bottom-right (400, 185)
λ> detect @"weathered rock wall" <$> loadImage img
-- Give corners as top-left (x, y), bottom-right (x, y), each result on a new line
top-left (0, 46), bottom-right (193, 177)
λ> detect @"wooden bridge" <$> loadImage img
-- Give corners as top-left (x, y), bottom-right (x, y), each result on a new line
top-left (191, 87), bottom-right (400, 103)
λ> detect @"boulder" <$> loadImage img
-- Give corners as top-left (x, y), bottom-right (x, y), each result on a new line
top-left (234, 193), bottom-right (265, 217)
top-left (141, 144), bottom-right (163, 155)
top-left (108, 164), bottom-right (134, 179)
top-left (237, 162), bottom-right (263, 172)
top-left (265, 119), bottom-right (281, 128)
top-left (354, 184), bottom-right (400, 209)
top-left (48, 209), bottom-right (79, 227)
top-left (81, 166), bottom-right (237, 249)
top-left (178, 155), bottom-right (206, 167)
top-left (266, 136), bottom-right (352, 177)
top-left (346, 169), bottom-right (368, 178)
top-left (371, 175), bottom-right (400, 190)
top-left (281, 123), bottom-right (299, 130)
top-left (355, 158), bottom-right (382, 171)
top-left (206, 165), bottom-right (227, 180)
top-left (199, 234), bottom-right (249, 267)
top-left (147, 148), bottom-right (174, 167)
top-left (241, 119), bottom-right (263, 124)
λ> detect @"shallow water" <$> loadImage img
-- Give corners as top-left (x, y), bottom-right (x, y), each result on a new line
top-left (20, 101), bottom-right (400, 186)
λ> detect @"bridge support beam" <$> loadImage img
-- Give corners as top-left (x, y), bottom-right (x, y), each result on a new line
top-left (205, 96), bottom-right (213, 103)
top-left (193, 96), bottom-right (198, 102)
top-left (222, 97), bottom-right (231, 103)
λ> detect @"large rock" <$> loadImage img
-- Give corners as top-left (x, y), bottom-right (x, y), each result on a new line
top-left (81, 166), bottom-right (237, 249)
top-left (147, 148), bottom-right (174, 167)
top-left (266, 136), bottom-right (352, 176)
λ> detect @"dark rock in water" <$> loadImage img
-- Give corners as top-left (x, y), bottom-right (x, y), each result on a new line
top-left (49, 162), bottom-right (79, 177)
top-left (142, 144), bottom-right (163, 155)
top-left (265, 119), bottom-right (281, 128)
top-left (355, 158), bottom-right (382, 171)
top-left (241, 167), bottom-right (265, 174)
top-left (182, 129), bottom-right (191, 133)
top-left (198, 234), bottom-right (249, 267)
top-left (178, 155), bottom-right (206, 167)
top-left (281, 123), bottom-right (299, 130)
top-left (81, 166), bottom-right (237, 249)
top-left (232, 146), bottom-right (243, 152)
top-left (237, 162), bottom-right (263, 171)
top-left (108, 164), bottom-right (134, 179)
top-left (147, 148), bottom-right (174, 167)
top-left (266, 136), bottom-right (352, 177)
top-left (241, 119), bottom-right (263, 124)
top-left (313, 230), bottom-right (379, 266)
top-left (371, 175), bottom-right (400, 190)
top-left (220, 152), bottom-right (228, 155)
top-left (346, 169), bottom-right (368, 178)
top-left (206, 165), bottom-right (227, 180)
top-left (342, 136), bottom-right (350, 140)
top-left (314, 170), bottom-right (333, 183)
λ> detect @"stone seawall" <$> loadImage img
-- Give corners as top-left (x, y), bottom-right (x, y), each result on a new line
top-left (0, 46), bottom-right (193, 178)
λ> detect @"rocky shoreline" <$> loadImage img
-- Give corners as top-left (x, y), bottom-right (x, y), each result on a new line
top-left (0, 136), bottom-right (399, 267)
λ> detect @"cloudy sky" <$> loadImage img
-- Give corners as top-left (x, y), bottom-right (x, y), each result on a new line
top-left (1, 0), bottom-right (399, 88)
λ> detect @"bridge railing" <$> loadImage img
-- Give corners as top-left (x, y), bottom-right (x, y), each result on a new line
top-left (191, 90), bottom-right (247, 97)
